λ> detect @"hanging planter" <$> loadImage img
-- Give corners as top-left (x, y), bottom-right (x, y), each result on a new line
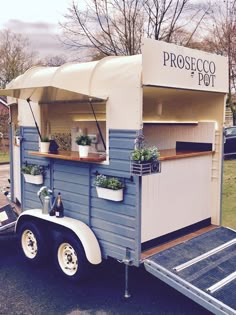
top-left (23, 174), bottom-right (43, 185)
top-left (96, 186), bottom-right (123, 202)
top-left (22, 163), bottom-right (44, 185)
top-left (94, 174), bottom-right (124, 202)
top-left (130, 161), bottom-right (152, 176)
top-left (130, 146), bottom-right (161, 176)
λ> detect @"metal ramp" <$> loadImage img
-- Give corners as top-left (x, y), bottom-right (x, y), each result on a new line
top-left (144, 227), bottom-right (236, 315)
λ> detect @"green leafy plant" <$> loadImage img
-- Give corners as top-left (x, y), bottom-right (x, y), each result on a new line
top-left (37, 186), bottom-right (52, 197)
top-left (75, 135), bottom-right (92, 146)
top-left (94, 174), bottom-right (124, 190)
top-left (41, 136), bottom-right (50, 142)
top-left (130, 146), bottom-right (160, 163)
top-left (15, 128), bottom-right (20, 136)
top-left (21, 163), bottom-right (44, 175)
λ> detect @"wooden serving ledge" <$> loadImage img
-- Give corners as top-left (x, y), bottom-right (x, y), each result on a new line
top-left (29, 150), bottom-right (107, 163)
top-left (159, 149), bottom-right (214, 161)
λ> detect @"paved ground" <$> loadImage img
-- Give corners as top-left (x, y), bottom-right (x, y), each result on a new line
top-left (0, 163), bottom-right (10, 207)
top-left (0, 237), bottom-right (212, 315)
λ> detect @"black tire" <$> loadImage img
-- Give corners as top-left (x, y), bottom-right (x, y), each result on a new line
top-left (54, 233), bottom-right (89, 281)
top-left (18, 221), bottom-right (49, 265)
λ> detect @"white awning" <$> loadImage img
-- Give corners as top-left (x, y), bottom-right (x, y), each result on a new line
top-left (0, 61), bottom-right (107, 103)
top-left (0, 86), bottom-right (105, 103)
top-left (0, 55), bottom-right (142, 104)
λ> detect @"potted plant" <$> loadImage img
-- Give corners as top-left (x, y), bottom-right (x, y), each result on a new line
top-left (39, 137), bottom-right (50, 153)
top-left (75, 135), bottom-right (92, 158)
top-left (94, 174), bottom-right (124, 202)
top-left (130, 146), bottom-right (160, 176)
top-left (15, 128), bottom-right (21, 145)
top-left (21, 163), bottom-right (44, 185)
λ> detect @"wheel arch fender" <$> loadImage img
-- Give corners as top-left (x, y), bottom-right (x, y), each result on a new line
top-left (16, 210), bottom-right (102, 265)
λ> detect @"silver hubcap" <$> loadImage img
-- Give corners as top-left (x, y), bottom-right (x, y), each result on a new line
top-left (21, 229), bottom-right (38, 259)
top-left (57, 243), bottom-right (78, 276)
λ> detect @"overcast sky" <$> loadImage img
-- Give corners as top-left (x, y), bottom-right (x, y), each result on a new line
top-left (0, 0), bottom-right (72, 59)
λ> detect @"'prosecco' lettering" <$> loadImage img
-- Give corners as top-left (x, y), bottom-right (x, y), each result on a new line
top-left (163, 51), bottom-right (216, 87)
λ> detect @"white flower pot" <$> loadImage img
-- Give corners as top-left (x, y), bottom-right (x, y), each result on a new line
top-left (15, 136), bottom-right (21, 145)
top-left (40, 142), bottom-right (50, 153)
top-left (23, 174), bottom-right (43, 185)
top-left (96, 187), bottom-right (123, 202)
top-left (78, 145), bottom-right (90, 158)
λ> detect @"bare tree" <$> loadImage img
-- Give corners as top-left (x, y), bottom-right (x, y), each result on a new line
top-left (0, 29), bottom-right (37, 88)
top-left (60, 0), bottom-right (144, 57)
top-left (60, 0), bottom-right (208, 58)
top-left (41, 55), bottom-right (68, 67)
top-left (144, 0), bottom-right (210, 43)
top-left (203, 0), bottom-right (236, 124)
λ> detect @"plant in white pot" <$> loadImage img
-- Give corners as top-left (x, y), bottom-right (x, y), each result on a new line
top-left (22, 163), bottom-right (44, 185)
top-left (15, 128), bottom-right (21, 145)
top-left (39, 137), bottom-right (50, 153)
top-left (94, 174), bottom-right (124, 202)
top-left (75, 135), bottom-right (92, 158)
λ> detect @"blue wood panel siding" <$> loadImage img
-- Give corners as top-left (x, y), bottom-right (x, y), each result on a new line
top-left (90, 129), bottom-right (141, 265)
top-left (52, 160), bottom-right (91, 224)
top-left (21, 127), bottom-right (51, 211)
top-left (21, 127), bottom-right (141, 266)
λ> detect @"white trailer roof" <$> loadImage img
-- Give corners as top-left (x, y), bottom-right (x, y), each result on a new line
top-left (0, 55), bottom-right (142, 103)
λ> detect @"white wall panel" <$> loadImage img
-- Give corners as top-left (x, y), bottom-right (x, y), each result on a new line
top-left (143, 122), bottom-right (216, 150)
top-left (141, 155), bottom-right (212, 242)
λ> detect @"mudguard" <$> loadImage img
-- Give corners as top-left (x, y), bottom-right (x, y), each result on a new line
top-left (16, 209), bottom-right (102, 265)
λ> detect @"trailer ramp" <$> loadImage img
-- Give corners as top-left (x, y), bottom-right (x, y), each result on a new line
top-left (144, 227), bottom-right (236, 315)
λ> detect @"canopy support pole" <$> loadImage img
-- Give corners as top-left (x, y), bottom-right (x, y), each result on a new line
top-left (89, 99), bottom-right (106, 151)
top-left (27, 98), bottom-right (42, 141)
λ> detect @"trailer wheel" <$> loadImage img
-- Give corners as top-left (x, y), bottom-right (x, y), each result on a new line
top-left (18, 222), bottom-right (48, 264)
top-left (55, 234), bottom-right (89, 281)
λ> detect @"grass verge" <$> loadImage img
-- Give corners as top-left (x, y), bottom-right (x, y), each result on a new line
top-left (222, 159), bottom-right (236, 229)
top-left (0, 152), bottom-right (10, 163)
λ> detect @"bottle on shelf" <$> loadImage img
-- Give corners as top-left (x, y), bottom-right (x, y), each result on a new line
top-left (55, 192), bottom-right (64, 218)
top-left (49, 196), bottom-right (56, 216)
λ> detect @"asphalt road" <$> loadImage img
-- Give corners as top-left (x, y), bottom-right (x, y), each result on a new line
top-left (0, 234), bottom-right (213, 315)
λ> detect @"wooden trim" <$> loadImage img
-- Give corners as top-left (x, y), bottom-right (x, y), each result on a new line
top-left (141, 225), bottom-right (218, 260)
top-left (29, 150), bottom-right (106, 163)
top-left (159, 149), bottom-right (213, 161)
top-left (143, 121), bottom-right (199, 125)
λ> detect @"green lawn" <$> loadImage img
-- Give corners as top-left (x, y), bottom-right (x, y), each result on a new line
top-left (0, 151), bottom-right (10, 163)
top-left (222, 159), bottom-right (236, 229)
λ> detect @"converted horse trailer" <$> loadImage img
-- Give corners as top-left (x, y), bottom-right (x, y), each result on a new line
top-left (1, 39), bottom-right (235, 315)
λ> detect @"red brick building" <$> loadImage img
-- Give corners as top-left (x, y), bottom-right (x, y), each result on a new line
top-left (0, 96), bottom-right (8, 114)
top-left (0, 96), bottom-right (9, 150)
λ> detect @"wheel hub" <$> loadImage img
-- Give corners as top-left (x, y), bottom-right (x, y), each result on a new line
top-left (58, 243), bottom-right (78, 276)
top-left (22, 229), bottom-right (38, 259)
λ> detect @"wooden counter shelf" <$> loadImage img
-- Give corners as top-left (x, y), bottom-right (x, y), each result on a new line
top-left (29, 150), bottom-right (107, 163)
top-left (159, 149), bottom-right (214, 161)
